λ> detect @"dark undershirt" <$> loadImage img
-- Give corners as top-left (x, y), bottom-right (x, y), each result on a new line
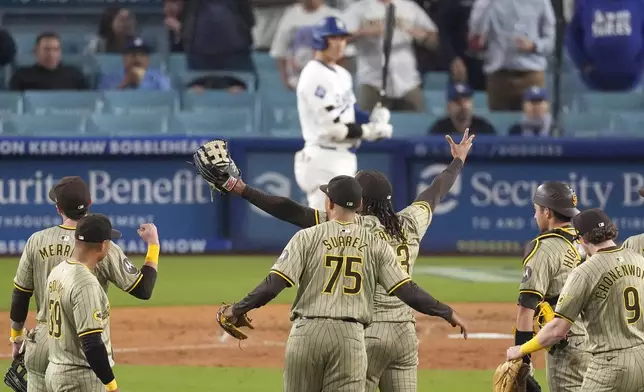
top-left (80, 333), bottom-right (115, 385)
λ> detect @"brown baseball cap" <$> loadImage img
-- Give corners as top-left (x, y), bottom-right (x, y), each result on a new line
top-left (572, 208), bottom-right (613, 237)
top-left (319, 175), bottom-right (362, 210)
top-left (48, 176), bottom-right (91, 214)
top-left (75, 214), bottom-right (121, 243)
top-left (355, 170), bottom-right (392, 201)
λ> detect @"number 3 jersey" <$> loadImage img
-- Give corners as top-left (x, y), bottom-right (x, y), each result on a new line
top-left (555, 246), bottom-right (644, 354)
top-left (45, 260), bottom-right (113, 367)
top-left (271, 220), bottom-right (411, 326)
top-left (313, 201), bottom-right (433, 323)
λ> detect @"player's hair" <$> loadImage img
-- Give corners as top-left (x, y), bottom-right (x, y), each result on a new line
top-left (35, 32), bottom-right (60, 46)
top-left (538, 206), bottom-right (571, 223)
top-left (63, 208), bottom-right (87, 221)
top-left (581, 223), bottom-right (618, 245)
top-left (75, 240), bottom-right (104, 252)
top-left (361, 196), bottom-right (406, 243)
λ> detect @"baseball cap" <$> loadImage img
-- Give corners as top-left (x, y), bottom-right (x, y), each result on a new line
top-left (524, 86), bottom-right (547, 102)
top-left (75, 214), bottom-right (121, 243)
top-left (446, 82), bottom-right (473, 101)
top-left (125, 37), bottom-right (151, 54)
top-left (48, 176), bottom-right (91, 215)
top-left (572, 208), bottom-right (613, 237)
top-left (319, 175), bottom-right (362, 210)
top-left (355, 170), bottom-right (392, 201)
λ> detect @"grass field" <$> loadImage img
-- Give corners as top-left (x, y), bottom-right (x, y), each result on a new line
top-left (0, 255), bottom-right (550, 391)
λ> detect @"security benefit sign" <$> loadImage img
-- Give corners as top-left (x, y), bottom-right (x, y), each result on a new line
top-left (0, 159), bottom-right (223, 255)
top-left (411, 162), bottom-right (644, 253)
top-left (231, 150), bottom-right (392, 250)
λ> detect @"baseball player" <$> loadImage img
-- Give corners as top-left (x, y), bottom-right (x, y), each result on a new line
top-left (45, 214), bottom-right (123, 392)
top-left (201, 131), bottom-right (473, 391)
top-left (508, 208), bottom-right (644, 392)
top-left (623, 187), bottom-right (644, 256)
top-left (220, 175), bottom-right (468, 392)
top-left (294, 15), bottom-right (394, 210)
top-left (8, 176), bottom-right (160, 392)
top-left (514, 181), bottom-right (591, 392)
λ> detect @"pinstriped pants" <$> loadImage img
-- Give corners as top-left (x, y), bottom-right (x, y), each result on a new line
top-left (283, 318), bottom-right (367, 392)
top-left (581, 346), bottom-right (644, 392)
top-left (546, 337), bottom-right (591, 392)
top-left (25, 324), bottom-right (49, 392)
top-left (364, 322), bottom-right (418, 392)
top-left (45, 364), bottom-right (104, 392)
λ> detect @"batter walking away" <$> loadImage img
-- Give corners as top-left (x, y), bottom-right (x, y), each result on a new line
top-left (623, 187), bottom-right (644, 256)
top-left (220, 175), bottom-right (468, 392)
top-left (44, 214), bottom-right (123, 392)
top-left (507, 208), bottom-right (644, 392)
top-left (8, 176), bottom-right (159, 392)
top-left (515, 181), bottom-right (591, 392)
top-left (294, 16), bottom-right (394, 210)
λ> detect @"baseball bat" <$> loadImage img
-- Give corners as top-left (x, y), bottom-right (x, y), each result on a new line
top-left (378, 3), bottom-right (396, 107)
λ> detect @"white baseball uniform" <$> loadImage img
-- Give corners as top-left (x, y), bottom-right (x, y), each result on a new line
top-left (294, 59), bottom-right (360, 210)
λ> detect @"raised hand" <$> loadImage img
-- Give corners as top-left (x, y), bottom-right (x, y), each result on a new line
top-left (445, 128), bottom-right (475, 163)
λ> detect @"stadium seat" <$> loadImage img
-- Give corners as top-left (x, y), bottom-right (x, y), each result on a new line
top-left (390, 112), bottom-right (433, 137)
top-left (261, 92), bottom-right (299, 137)
top-left (257, 71), bottom-right (292, 94)
top-left (88, 113), bottom-right (168, 136)
top-left (252, 52), bottom-right (277, 73)
top-left (563, 113), bottom-right (613, 137)
top-left (0, 92), bottom-right (23, 115)
top-left (424, 90), bottom-right (446, 115)
top-left (182, 90), bottom-right (256, 114)
top-left (94, 53), bottom-right (166, 75)
top-left (486, 112), bottom-right (521, 135)
top-left (170, 111), bottom-right (256, 136)
top-left (472, 92), bottom-right (489, 110)
top-left (23, 91), bottom-right (101, 115)
top-left (3, 114), bottom-right (86, 135)
top-left (575, 92), bottom-right (644, 113)
top-left (102, 91), bottom-right (178, 115)
top-left (168, 53), bottom-right (187, 74)
top-left (422, 72), bottom-right (450, 90)
top-left (611, 112), bottom-right (644, 137)
top-left (174, 70), bottom-right (257, 93)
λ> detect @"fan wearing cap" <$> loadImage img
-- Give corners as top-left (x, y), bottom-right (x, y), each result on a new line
top-left (508, 208), bottom-right (644, 392)
top-left (623, 187), bottom-right (644, 256)
top-left (9, 176), bottom-right (160, 392)
top-left (428, 82), bottom-right (496, 135)
top-left (221, 175), bottom-right (467, 392)
top-left (98, 37), bottom-right (170, 91)
top-left (513, 181), bottom-right (590, 392)
top-left (508, 86), bottom-right (555, 136)
top-left (44, 214), bottom-right (122, 392)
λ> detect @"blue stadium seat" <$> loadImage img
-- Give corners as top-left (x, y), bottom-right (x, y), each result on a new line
top-left (168, 53), bottom-right (187, 74)
top-left (390, 113), bottom-right (433, 137)
top-left (261, 92), bottom-right (299, 137)
top-left (3, 114), bottom-right (86, 136)
top-left (257, 71), bottom-right (292, 94)
top-left (170, 111), bottom-right (257, 136)
top-left (88, 114), bottom-right (168, 136)
top-left (252, 52), bottom-right (277, 73)
top-left (174, 70), bottom-right (257, 93)
top-left (23, 91), bottom-right (100, 115)
top-left (0, 93), bottom-right (23, 115)
top-left (611, 112), bottom-right (644, 137)
top-left (423, 72), bottom-right (450, 90)
top-left (472, 92), bottom-right (489, 110)
top-left (94, 53), bottom-right (166, 75)
top-left (424, 90), bottom-right (446, 115)
top-left (486, 112), bottom-right (521, 135)
top-left (182, 90), bottom-right (256, 114)
top-left (575, 92), bottom-right (644, 113)
top-left (102, 91), bottom-right (178, 115)
top-left (563, 113), bottom-right (613, 137)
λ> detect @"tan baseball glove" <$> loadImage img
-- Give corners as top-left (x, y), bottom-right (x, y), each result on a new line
top-left (493, 359), bottom-right (530, 392)
top-left (216, 303), bottom-right (254, 340)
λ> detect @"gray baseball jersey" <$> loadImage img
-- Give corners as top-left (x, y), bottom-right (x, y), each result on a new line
top-left (555, 246), bottom-right (644, 392)
top-left (623, 234), bottom-right (644, 257)
top-left (272, 220), bottom-right (411, 325)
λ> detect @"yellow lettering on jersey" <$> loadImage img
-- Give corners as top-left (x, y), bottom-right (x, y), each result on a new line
top-left (376, 230), bottom-right (391, 242)
top-left (48, 280), bottom-right (63, 295)
top-left (594, 265), bottom-right (644, 299)
top-left (322, 236), bottom-right (369, 252)
top-left (562, 248), bottom-right (577, 269)
top-left (39, 244), bottom-right (73, 260)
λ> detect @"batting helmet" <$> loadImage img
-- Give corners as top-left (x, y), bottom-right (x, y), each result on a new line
top-left (312, 16), bottom-right (350, 51)
top-left (532, 181), bottom-right (580, 218)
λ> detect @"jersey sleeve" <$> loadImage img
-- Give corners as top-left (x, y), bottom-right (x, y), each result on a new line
top-left (623, 235), bottom-right (644, 256)
top-left (13, 234), bottom-right (36, 293)
top-left (398, 201), bottom-right (433, 239)
top-left (72, 281), bottom-right (110, 337)
top-left (270, 231), bottom-right (307, 287)
top-left (519, 239), bottom-right (553, 300)
top-left (297, 68), bottom-right (342, 126)
top-left (554, 269), bottom-right (590, 324)
top-left (96, 243), bottom-right (142, 293)
top-left (376, 241), bottom-right (411, 295)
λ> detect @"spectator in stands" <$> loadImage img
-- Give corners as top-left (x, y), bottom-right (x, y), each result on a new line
top-left (86, 7), bottom-right (136, 54)
top-left (469, 0), bottom-right (555, 111)
top-left (99, 38), bottom-right (170, 91)
top-left (437, 0), bottom-right (485, 91)
top-left (186, 75), bottom-right (247, 93)
top-left (345, 0), bottom-right (438, 112)
top-left (428, 82), bottom-right (496, 135)
top-left (509, 86), bottom-right (555, 136)
top-left (271, 0), bottom-right (355, 90)
top-left (164, 0), bottom-right (185, 52)
top-left (252, 0), bottom-right (296, 51)
top-left (0, 28), bottom-right (16, 67)
top-left (566, 0), bottom-right (644, 91)
top-left (182, 0), bottom-right (256, 72)
top-left (10, 32), bottom-right (89, 91)
top-left (412, 0), bottom-right (449, 73)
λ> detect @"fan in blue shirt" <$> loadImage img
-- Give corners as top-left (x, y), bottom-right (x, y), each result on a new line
top-left (99, 38), bottom-right (171, 90)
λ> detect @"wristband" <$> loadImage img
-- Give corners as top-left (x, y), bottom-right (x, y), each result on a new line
top-left (10, 328), bottom-right (24, 340)
top-left (520, 337), bottom-right (544, 355)
top-left (105, 379), bottom-right (118, 391)
top-left (145, 244), bottom-right (160, 264)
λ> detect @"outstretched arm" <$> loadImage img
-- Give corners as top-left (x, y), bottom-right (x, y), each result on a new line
top-left (231, 273), bottom-right (291, 316)
top-left (232, 180), bottom-right (319, 229)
